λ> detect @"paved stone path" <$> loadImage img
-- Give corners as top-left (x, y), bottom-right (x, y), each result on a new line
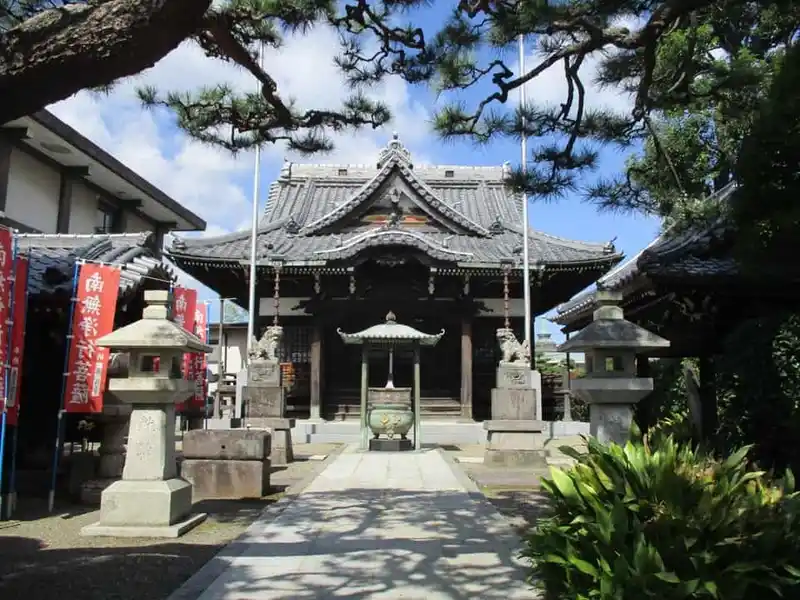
top-left (175, 447), bottom-right (535, 599)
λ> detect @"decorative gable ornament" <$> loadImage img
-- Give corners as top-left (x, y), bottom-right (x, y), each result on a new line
top-left (283, 216), bottom-right (301, 235)
top-left (377, 132), bottom-right (413, 169)
top-left (489, 215), bottom-right (504, 235)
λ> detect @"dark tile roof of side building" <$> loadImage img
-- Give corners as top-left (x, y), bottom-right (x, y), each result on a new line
top-left (553, 183), bottom-right (737, 324)
top-left (168, 135), bottom-right (621, 270)
top-left (16, 232), bottom-right (174, 296)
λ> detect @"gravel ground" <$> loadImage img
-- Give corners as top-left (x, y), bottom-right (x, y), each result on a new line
top-left (0, 443), bottom-right (342, 600)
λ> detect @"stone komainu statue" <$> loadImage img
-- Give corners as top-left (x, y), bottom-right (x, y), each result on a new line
top-left (248, 325), bottom-right (283, 362)
top-left (496, 328), bottom-right (530, 366)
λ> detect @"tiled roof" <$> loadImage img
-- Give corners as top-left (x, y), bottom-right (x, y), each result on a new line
top-left (168, 136), bottom-right (620, 270)
top-left (553, 183), bottom-right (737, 325)
top-left (16, 231), bottom-right (174, 296)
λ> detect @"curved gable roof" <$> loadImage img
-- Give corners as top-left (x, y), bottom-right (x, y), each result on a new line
top-left (299, 139), bottom-right (489, 237)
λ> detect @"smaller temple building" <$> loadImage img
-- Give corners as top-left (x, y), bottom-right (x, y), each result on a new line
top-left (168, 135), bottom-right (622, 421)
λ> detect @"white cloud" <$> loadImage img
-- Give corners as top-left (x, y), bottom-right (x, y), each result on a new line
top-left (49, 23), bottom-right (433, 234)
top-left (48, 23), bottom-right (434, 301)
top-left (513, 15), bottom-right (649, 116)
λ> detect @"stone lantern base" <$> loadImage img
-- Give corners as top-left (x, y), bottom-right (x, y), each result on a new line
top-left (81, 479), bottom-right (206, 538)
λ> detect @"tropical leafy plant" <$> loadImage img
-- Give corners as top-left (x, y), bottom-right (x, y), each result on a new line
top-left (523, 435), bottom-right (800, 599)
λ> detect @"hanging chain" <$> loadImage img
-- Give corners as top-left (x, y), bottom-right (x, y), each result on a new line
top-left (502, 266), bottom-right (510, 330)
top-left (273, 265), bottom-right (280, 327)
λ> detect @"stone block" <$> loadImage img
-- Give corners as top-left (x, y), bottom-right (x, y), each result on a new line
top-left (496, 364), bottom-right (532, 389)
top-left (181, 459), bottom-right (271, 500)
top-left (245, 386), bottom-right (285, 418)
top-left (182, 429), bottom-right (271, 461)
top-left (369, 438), bottom-right (413, 452)
top-left (92, 479), bottom-right (196, 529)
top-left (484, 449), bottom-right (548, 468)
top-left (247, 360), bottom-right (281, 388)
top-left (491, 387), bottom-right (537, 420)
top-left (590, 403), bottom-right (635, 446)
top-left (484, 419), bottom-right (548, 468)
top-left (247, 418), bottom-right (295, 466)
top-left (124, 408), bottom-right (177, 481)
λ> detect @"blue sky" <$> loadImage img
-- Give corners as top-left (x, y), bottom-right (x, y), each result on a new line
top-left (49, 8), bottom-right (660, 339)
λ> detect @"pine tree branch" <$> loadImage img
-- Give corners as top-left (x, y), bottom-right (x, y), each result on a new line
top-left (0, 0), bottom-right (212, 124)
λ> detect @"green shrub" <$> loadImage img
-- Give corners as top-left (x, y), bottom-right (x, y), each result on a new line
top-left (523, 436), bottom-right (800, 599)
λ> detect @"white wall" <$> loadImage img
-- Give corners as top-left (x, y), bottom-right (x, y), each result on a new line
top-left (5, 149), bottom-right (59, 232)
top-left (125, 211), bottom-right (154, 234)
top-left (68, 180), bottom-right (98, 233)
top-left (209, 328), bottom-right (247, 375)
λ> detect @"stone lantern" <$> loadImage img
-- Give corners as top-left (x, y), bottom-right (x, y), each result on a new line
top-left (81, 290), bottom-right (211, 538)
top-left (557, 290), bottom-right (670, 445)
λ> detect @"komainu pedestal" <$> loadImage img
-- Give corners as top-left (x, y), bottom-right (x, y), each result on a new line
top-left (243, 328), bottom-right (295, 466)
top-left (484, 330), bottom-right (547, 468)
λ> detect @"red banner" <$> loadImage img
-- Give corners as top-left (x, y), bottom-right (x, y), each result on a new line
top-left (64, 264), bottom-right (121, 413)
top-left (0, 228), bottom-right (14, 420)
top-left (190, 303), bottom-right (208, 409)
top-left (5, 257), bottom-right (28, 426)
top-left (173, 286), bottom-right (197, 412)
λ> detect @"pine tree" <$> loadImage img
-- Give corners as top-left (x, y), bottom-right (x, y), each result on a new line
top-left (0, 0), bottom-right (390, 153)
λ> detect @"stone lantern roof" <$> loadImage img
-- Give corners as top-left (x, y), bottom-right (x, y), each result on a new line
top-left (96, 290), bottom-right (211, 352)
top-left (338, 311), bottom-right (444, 346)
top-left (557, 291), bottom-right (670, 353)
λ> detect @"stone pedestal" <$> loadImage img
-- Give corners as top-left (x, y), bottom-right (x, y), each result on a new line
top-left (181, 430), bottom-right (271, 500)
top-left (243, 358), bottom-right (293, 465)
top-left (484, 363), bottom-right (547, 467)
top-left (369, 438), bottom-right (413, 452)
top-left (83, 403), bottom-right (205, 538)
top-left (590, 403), bottom-right (635, 446)
top-left (484, 420), bottom-right (547, 467)
top-left (247, 417), bottom-right (295, 465)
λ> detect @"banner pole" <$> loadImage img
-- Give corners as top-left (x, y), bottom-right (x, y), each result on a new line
top-left (8, 254), bottom-right (30, 518)
top-left (0, 232), bottom-right (17, 520)
top-left (48, 261), bottom-right (80, 513)
top-left (203, 301), bottom-right (210, 430)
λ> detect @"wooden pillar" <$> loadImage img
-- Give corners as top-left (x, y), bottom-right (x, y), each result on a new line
top-left (698, 354), bottom-right (718, 443)
top-left (0, 136), bottom-right (12, 214)
top-left (460, 317), bottom-right (473, 420)
top-left (56, 171), bottom-right (74, 233)
top-left (310, 322), bottom-right (323, 420)
top-left (0, 127), bottom-right (26, 214)
top-left (360, 344), bottom-right (369, 450)
top-left (56, 167), bottom-right (88, 234)
top-left (413, 344), bottom-right (421, 450)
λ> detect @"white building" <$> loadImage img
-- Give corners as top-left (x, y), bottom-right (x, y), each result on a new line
top-left (1, 110), bottom-right (204, 238)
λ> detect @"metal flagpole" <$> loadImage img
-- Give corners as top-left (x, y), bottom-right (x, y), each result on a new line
top-left (518, 34), bottom-right (533, 357)
top-left (246, 43), bottom-right (264, 360)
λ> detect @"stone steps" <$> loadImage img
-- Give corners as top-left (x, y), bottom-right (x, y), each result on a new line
top-left (290, 419), bottom-right (591, 445)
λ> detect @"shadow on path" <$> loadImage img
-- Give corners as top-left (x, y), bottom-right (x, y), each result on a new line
top-left (186, 487), bottom-right (535, 599)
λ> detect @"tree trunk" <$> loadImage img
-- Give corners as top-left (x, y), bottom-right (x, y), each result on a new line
top-left (0, 0), bottom-right (212, 124)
